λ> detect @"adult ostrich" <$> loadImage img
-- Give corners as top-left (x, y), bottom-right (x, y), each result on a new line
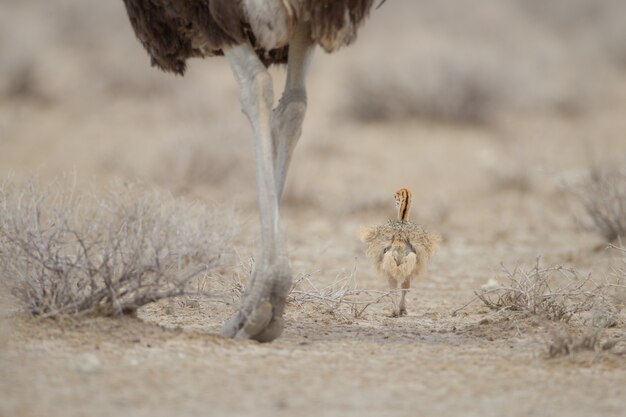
top-left (122, 0), bottom-right (377, 341)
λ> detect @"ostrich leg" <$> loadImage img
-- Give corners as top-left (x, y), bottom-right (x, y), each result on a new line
top-left (272, 23), bottom-right (315, 200)
top-left (221, 26), bottom-right (314, 342)
top-left (220, 42), bottom-right (290, 342)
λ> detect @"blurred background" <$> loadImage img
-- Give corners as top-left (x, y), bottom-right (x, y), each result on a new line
top-left (1, 0), bottom-right (625, 217)
top-left (2, 3), bottom-right (626, 416)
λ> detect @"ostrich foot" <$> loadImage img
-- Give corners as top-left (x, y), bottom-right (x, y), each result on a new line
top-left (388, 307), bottom-right (408, 318)
top-left (221, 265), bottom-right (290, 342)
top-left (221, 301), bottom-right (286, 342)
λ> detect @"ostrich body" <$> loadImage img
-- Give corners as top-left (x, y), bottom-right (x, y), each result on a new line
top-left (361, 189), bottom-right (441, 317)
top-left (122, 0), bottom-right (376, 341)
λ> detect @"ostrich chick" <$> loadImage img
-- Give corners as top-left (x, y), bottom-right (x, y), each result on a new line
top-left (360, 188), bottom-right (441, 317)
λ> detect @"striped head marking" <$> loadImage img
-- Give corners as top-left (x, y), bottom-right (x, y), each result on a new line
top-left (394, 188), bottom-right (412, 223)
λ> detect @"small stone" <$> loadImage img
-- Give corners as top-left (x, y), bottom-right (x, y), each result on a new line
top-left (75, 353), bottom-right (102, 373)
top-left (480, 278), bottom-right (500, 290)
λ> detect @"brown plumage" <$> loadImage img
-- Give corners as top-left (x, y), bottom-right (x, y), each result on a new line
top-left (361, 188), bottom-right (441, 317)
top-left (122, 0), bottom-right (375, 74)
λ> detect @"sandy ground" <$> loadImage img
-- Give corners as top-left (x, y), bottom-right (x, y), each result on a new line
top-left (1, 1), bottom-right (626, 416)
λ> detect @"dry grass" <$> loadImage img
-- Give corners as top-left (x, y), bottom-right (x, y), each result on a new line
top-left (214, 259), bottom-right (395, 320)
top-left (466, 258), bottom-right (610, 322)
top-left (287, 265), bottom-right (395, 319)
top-left (610, 244), bottom-right (626, 305)
top-left (0, 179), bottom-right (236, 318)
top-left (570, 166), bottom-right (626, 243)
top-left (544, 325), bottom-right (626, 358)
top-left (461, 256), bottom-right (626, 359)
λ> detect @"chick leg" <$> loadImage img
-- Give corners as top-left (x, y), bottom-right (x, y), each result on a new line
top-left (399, 278), bottom-right (410, 316)
top-left (387, 276), bottom-right (400, 317)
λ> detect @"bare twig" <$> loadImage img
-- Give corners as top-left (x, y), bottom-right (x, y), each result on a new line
top-left (287, 264), bottom-right (394, 319)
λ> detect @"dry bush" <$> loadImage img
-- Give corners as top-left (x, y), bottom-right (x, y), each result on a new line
top-left (545, 325), bottom-right (626, 358)
top-left (346, 53), bottom-right (498, 125)
top-left (472, 258), bottom-right (610, 322)
top-left (569, 166), bottom-right (626, 243)
top-left (0, 180), bottom-right (236, 317)
top-left (287, 265), bottom-right (395, 319)
top-left (341, 0), bottom-right (624, 124)
top-left (457, 253), bottom-right (626, 358)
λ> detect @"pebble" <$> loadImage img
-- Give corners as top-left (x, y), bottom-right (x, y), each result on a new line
top-left (74, 353), bottom-right (102, 373)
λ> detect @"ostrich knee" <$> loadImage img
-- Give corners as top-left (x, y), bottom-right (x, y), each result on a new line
top-left (272, 92), bottom-right (307, 199)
